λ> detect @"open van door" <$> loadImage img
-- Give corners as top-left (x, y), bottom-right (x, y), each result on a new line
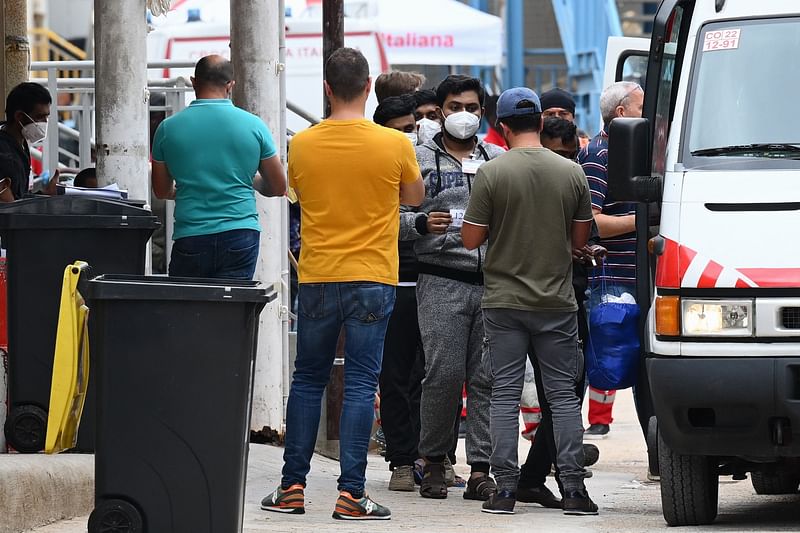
top-left (603, 36), bottom-right (650, 94)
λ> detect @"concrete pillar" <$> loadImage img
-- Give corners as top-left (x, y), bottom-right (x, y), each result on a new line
top-left (4, 0), bottom-right (30, 98)
top-left (1, 0), bottom-right (29, 450)
top-left (230, 0), bottom-right (287, 435)
top-left (93, 0), bottom-right (150, 204)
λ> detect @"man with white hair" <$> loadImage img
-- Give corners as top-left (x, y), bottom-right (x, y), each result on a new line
top-left (577, 81), bottom-right (643, 440)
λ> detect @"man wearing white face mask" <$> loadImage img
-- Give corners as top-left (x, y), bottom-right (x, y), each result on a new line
top-left (414, 89), bottom-right (441, 146)
top-left (400, 74), bottom-right (505, 502)
top-left (0, 82), bottom-right (53, 201)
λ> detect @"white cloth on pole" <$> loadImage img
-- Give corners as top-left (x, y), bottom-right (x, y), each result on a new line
top-left (148, 0), bottom-right (173, 18)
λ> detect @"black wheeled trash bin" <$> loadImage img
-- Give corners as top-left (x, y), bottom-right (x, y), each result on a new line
top-left (85, 275), bottom-right (273, 533)
top-left (0, 196), bottom-right (159, 453)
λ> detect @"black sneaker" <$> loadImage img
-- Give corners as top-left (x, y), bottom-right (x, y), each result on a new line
top-left (563, 489), bottom-right (599, 515)
top-left (463, 473), bottom-right (497, 501)
top-left (481, 490), bottom-right (516, 514)
top-left (584, 443), bottom-right (600, 467)
top-left (516, 484), bottom-right (562, 509)
top-left (584, 424), bottom-right (610, 440)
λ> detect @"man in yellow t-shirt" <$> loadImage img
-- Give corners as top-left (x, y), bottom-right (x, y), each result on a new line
top-left (262, 47), bottom-right (424, 521)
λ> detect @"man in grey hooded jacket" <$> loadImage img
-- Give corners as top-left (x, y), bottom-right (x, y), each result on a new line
top-left (401, 75), bottom-right (505, 501)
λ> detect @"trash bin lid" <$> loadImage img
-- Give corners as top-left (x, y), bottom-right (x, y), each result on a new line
top-left (85, 275), bottom-right (276, 304)
top-left (0, 196), bottom-right (160, 230)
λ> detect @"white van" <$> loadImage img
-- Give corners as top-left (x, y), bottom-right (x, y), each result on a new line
top-left (146, 17), bottom-right (388, 133)
top-left (606, 0), bottom-right (800, 527)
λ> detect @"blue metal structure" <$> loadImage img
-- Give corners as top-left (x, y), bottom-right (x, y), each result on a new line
top-left (550, 0), bottom-right (622, 132)
top-left (467, 0), bottom-right (622, 133)
top-left (469, 0), bottom-right (494, 89)
top-left (504, 0), bottom-right (526, 89)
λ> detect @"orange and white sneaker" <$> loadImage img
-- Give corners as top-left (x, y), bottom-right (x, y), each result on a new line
top-left (332, 491), bottom-right (391, 520)
top-left (261, 484), bottom-right (305, 515)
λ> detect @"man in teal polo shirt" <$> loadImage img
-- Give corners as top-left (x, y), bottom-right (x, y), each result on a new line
top-left (151, 54), bottom-right (286, 279)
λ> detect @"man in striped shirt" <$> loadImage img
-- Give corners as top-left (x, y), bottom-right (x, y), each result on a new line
top-left (577, 81), bottom-right (643, 439)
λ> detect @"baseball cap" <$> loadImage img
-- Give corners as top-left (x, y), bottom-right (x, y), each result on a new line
top-left (496, 87), bottom-right (542, 119)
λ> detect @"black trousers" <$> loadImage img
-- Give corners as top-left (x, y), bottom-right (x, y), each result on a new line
top-left (379, 286), bottom-right (425, 469)
top-left (518, 300), bottom-right (589, 490)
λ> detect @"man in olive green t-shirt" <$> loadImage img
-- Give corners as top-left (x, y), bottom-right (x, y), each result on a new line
top-left (461, 87), bottom-right (595, 516)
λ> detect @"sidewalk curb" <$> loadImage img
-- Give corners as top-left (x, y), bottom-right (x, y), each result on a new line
top-left (0, 454), bottom-right (93, 533)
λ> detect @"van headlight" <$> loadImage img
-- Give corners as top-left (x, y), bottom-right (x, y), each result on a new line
top-left (681, 299), bottom-right (753, 337)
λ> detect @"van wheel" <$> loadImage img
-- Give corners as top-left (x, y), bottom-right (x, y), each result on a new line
top-left (658, 431), bottom-right (718, 526)
top-left (751, 470), bottom-right (800, 495)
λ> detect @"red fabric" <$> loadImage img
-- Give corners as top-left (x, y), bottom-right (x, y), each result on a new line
top-left (0, 258), bottom-right (7, 351)
top-left (31, 157), bottom-right (43, 176)
top-left (482, 128), bottom-right (508, 150)
top-left (521, 406), bottom-right (541, 439)
top-left (588, 386), bottom-right (615, 425)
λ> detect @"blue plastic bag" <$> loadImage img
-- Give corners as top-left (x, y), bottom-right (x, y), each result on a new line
top-left (586, 271), bottom-right (641, 390)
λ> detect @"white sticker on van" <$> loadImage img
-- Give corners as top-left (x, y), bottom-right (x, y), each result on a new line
top-left (703, 29), bottom-right (740, 52)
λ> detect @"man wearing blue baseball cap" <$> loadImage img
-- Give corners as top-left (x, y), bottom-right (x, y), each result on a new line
top-left (460, 87), bottom-right (597, 516)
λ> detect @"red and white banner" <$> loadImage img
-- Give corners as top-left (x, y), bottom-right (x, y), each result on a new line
top-left (157, 0), bottom-right (503, 67)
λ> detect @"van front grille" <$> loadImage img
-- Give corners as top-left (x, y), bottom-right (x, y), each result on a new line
top-left (782, 307), bottom-right (800, 330)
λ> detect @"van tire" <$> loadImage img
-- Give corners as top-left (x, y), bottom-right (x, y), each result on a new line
top-left (751, 470), bottom-right (800, 495)
top-left (658, 431), bottom-right (718, 526)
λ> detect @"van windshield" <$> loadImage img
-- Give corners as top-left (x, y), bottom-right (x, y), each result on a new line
top-left (688, 18), bottom-right (800, 159)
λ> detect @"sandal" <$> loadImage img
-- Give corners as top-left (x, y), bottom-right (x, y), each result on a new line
top-left (419, 463), bottom-right (448, 499)
top-left (463, 473), bottom-right (497, 501)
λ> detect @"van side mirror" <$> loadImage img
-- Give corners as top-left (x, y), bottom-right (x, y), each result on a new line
top-left (608, 117), bottom-right (661, 203)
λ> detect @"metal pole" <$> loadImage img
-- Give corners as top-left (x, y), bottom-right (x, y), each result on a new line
top-left (46, 67), bottom-right (58, 173)
top-left (278, 0), bottom-right (291, 430)
top-left (4, 0), bottom-right (30, 98)
top-left (469, 0), bottom-right (488, 81)
top-left (506, 0), bottom-right (525, 88)
top-left (94, 0), bottom-right (149, 204)
top-left (231, 0), bottom-right (286, 435)
top-left (322, 0), bottom-right (343, 118)
top-left (1, 5), bottom-right (6, 101)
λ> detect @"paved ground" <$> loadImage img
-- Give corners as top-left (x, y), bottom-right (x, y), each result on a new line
top-left (32, 390), bottom-right (800, 532)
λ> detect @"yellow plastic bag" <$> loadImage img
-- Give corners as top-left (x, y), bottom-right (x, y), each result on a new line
top-left (45, 261), bottom-right (90, 454)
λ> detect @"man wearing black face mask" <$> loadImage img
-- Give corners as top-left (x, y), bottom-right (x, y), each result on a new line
top-left (0, 82), bottom-right (53, 201)
top-left (401, 75), bottom-right (505, 502)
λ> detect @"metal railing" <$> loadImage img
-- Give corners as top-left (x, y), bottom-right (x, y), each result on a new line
top-left (30, 59), bottom-right (320, 173)
top-left (29, 28), bottom-right (88, 79)
top-left (29, 60), bottom-right (197, 173)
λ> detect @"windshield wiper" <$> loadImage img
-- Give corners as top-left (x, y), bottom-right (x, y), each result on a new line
top-left (692, 143), bottom-right (800, 157)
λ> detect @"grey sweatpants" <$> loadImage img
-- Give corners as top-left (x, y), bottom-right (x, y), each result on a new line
top-left (417, 274), bottom-right (492, 467)
top-left (483, 308), bottom-right (587, 492)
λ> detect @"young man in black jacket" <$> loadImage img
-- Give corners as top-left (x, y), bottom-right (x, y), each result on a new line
top-left (0, 83), bottom-right (53, 201)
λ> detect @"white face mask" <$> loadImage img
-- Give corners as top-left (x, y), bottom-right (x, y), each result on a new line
top-left (404, 131), bottom-right (419, 146)
top-left (19, 113), bottom-right (48, 145)
top-left (443, 111), bottom-right (480, 140)
top-left (416, 118), bottom-right (441, 145)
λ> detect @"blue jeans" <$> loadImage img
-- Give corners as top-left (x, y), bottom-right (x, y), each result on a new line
top-left (168, 229), bottom-right (259, 280)
top-left (282, 282), bottom-right (396, 495)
